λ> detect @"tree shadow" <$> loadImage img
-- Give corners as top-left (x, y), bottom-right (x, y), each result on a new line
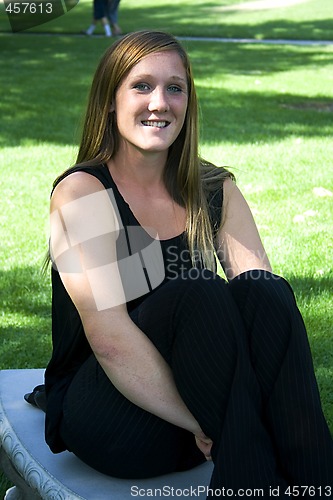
top-left (0, 266), bottom-right (51, 319)
top-left (111, 3), bottom-right (333, 41)
top-left (272, 274), bottom-right (332, 430)
top-left (0, 266), bottom-right (52, 369)
top-left (285, 274), bottom-right (333, 377)
top-left (198, 89), bottom-right (333, 145)
top-left (1, 0), bottom-right (332, 39)
top-left (0, 35), bottom-right (100, 147)
top-left (287, 274), bottom-right (333, 301)
top-left (0, 324), bottom-right (51, 369)
top-left (1, 35), bottom-right (332, 147)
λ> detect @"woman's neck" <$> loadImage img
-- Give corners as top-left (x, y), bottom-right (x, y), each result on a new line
top-left (108, 149), bottom-right (168, 192)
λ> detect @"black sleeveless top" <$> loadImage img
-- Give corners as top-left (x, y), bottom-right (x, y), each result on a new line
top-left (45, 164), bottom-right (223, 453)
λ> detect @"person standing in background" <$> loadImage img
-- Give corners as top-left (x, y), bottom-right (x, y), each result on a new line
top-left (108, 0), bottom-right (122, 35)
top-left (84, 0), bottom-right (112, 37)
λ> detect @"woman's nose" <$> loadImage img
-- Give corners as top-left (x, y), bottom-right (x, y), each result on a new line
top-left (148, 88), bottom-right (169, 112)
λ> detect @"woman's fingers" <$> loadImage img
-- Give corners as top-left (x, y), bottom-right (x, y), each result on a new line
top-left (194, 435), bottom-right (213, 460)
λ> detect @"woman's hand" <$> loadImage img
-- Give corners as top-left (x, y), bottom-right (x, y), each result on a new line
top-left (194, 432), bottom-right (213, 461)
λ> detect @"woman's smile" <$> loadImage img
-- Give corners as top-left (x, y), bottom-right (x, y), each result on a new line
top-left (141, 120), bottom-right (170, 128)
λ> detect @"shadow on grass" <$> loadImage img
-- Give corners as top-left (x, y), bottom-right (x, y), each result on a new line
top-left (285, 274), bottom-right (333, 431)
top-left (198, 90), bottom-right (333, 145)
top-left (0, 266), bottom-right (51, 369)
top-left (1, 35), bottom-right (332, 147)
top-left (121, 5), bottom-right (333, 41)
top-left (287, 274), bottom-right (333, 360)
top-left (287, 274), bottom-right (333, 300)
top-left (0, 266), bottom-right (51, 318)
top-left (1, 0), bottom-right (332, 40)
top-left (0, 324), bottom-right (51, 369)
top-left (0, 475), bottom-right (12, 500)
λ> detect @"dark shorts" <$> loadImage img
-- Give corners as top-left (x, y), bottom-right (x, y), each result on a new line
top-left (93, 0), bottom-right (107, 19)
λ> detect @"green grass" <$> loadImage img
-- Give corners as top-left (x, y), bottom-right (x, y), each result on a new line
top-left (0, 0), bottom-right (333, 40)
top-left (1, 1), bottom-right (333, 495)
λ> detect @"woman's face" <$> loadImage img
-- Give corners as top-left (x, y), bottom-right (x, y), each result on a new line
top-left (113, 50), bottom-right (188, 158)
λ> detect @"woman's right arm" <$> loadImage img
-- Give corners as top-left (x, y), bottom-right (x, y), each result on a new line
top-left (50, 172), bottom-right (208, 440)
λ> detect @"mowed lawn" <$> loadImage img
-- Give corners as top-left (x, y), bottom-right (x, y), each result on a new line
top-left (0, 0), bottom-right (333, 495)
top-left (0, 0), bottom-right (333, 39)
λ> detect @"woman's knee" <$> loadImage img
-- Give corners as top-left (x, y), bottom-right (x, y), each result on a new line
top-left (229, 269), bottom-right (297, 314)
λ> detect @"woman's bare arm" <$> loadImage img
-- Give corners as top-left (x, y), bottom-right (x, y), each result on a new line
top-left (50, 171), bottom-right (206, 438)
top-left (217, 178), bottom-right (272, 280)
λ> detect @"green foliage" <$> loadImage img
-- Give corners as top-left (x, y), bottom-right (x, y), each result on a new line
top-left (0, 1), bottom-right (332, 495)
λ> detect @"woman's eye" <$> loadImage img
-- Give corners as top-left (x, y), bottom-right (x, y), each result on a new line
top-left (168, 85), bottom-right (182, 93)
top-left (134, 83), bottom-right (150, 91)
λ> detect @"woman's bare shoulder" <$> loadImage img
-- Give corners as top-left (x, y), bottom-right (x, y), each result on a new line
top-left (51, 171), bottom-right (106, 209)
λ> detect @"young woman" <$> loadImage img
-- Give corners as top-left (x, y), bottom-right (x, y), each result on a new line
top-left (43, 30), bottom-right (333, 494)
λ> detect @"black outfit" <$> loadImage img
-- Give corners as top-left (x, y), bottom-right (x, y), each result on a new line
top-left (45, 165), bottom-right (333, 496)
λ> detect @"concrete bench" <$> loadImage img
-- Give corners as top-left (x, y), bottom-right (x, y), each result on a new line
top-left (0, 369), bottom-right (213, 499)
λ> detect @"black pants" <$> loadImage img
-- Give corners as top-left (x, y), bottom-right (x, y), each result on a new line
top-left (60, 270), bottom-right (333, 494)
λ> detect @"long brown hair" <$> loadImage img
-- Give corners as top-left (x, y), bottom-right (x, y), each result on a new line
top-left (59, 30), bottom-right (233, 270)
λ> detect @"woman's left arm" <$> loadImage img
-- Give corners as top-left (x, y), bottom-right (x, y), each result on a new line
top-left (216, 178), bottom-right (272, 280)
